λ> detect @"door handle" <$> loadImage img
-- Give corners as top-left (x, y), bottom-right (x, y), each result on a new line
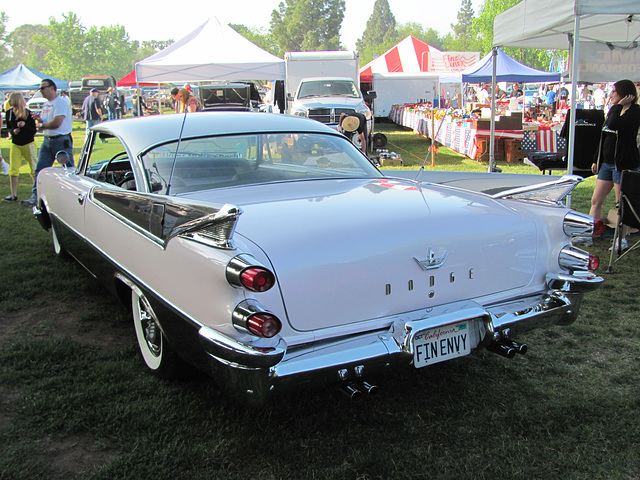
top-left (77, 193), bottom-right (85, 205)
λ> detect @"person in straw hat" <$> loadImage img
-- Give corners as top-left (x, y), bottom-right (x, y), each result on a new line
top-left (339, 112), bottom-right (368, 155)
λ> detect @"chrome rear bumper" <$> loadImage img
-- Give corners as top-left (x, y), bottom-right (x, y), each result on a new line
top-left (199, 272), bottom-right (602, 405)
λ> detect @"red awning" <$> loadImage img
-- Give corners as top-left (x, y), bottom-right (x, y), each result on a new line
top-left (117, 70), bottom-right (158, 87)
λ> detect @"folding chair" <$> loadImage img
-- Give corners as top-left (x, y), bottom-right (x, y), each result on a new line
top-left (606, 170), bottom-right (640, 273)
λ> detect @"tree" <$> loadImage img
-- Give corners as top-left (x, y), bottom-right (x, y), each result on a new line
top-left (0, 12), bottom-right (10, 71)
top-left (9, 24), bottom-right (51, 71)
top-left (356, 0), bottom-right (398, 64)
top-left (83, 25), bottom-right (139, 78)
top-left (230, 24), bottom-right (279, 56)
top-left (471, 0), bottom-right (553, 70)
top-left (135, 40), bottom-right (174, 66)
top-left (397, 22), bottom-right (445, 51)
top-left (33, 13), bottom-right (160, 80)
top-left (270, 0), bottom-right (345, 56)
top-left (448, 0), bottom-right (477, 51)
top-left (39, 12), bottom-right (87, 80)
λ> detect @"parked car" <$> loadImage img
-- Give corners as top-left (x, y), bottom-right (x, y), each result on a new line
top-left (26, 90), bottom-right (48, 118)
top-left (33, 112), bottom-right (602, 405)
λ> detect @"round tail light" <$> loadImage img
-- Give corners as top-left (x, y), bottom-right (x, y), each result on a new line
top-left (247, 313), bottom-right (282, 338)
top-left (240, 267), bottom-right (275, 292)
top-left (227, 255), bottom-right (275, 292)
top-left (589, 254), bottom-right (600, 271)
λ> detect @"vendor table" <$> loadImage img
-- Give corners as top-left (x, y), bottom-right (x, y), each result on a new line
top-left (389, 104), bottom-right (567, 163)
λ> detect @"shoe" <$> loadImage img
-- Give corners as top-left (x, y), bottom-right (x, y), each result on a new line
top-left (21, 197), bottom-right (36, 207)
top-left (573, 235), bottom-right (593, 246)
top-left (609, 238), bottom-right (628, 251)
top-left (3, 194), bottom-right (17, 202)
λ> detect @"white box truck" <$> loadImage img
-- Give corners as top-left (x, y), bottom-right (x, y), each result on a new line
top-left (284, 51), bottom-right (376, 153)
top-left (285, 51), bottom-right (360, 98)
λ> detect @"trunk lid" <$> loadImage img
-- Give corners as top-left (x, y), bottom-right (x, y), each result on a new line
top-left (190, 178), bottom-right (538, 332)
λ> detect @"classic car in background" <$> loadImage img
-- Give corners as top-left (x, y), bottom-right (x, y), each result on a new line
top-left (33, 112), bottom-right (602, 404)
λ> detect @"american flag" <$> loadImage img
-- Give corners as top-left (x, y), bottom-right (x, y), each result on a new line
top-left (538, 127), bottom-right (566, 152)
top-left (522, 130), bottom-right (538, 152)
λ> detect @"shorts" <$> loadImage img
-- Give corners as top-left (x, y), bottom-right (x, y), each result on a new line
top-left (596, 163), bottom-right (640, 184)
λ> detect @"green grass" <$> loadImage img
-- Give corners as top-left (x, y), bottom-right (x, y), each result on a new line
top-left (0, 121), bottom-right (638, 479)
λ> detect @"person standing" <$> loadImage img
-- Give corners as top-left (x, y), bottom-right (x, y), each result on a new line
top-left (104, 87), bottom-right (120, 120)
top-left (3, 92), bottom-right (37, 202)
top-left (477, 84), bottom-right (490, 104)
top-left (587, 80), bottom-right (640, 248)
top-left (593, 84), bottom-right (606, 110)
top-left (545, 86), bottom-right (558, 115)
top-left (21, 79), bottom-right (74, 207)
top-left (82, 88), bottom-right (103, 135)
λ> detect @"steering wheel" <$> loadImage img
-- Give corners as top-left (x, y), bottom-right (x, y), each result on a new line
top-left (100, 152), bottom-right (135, 189)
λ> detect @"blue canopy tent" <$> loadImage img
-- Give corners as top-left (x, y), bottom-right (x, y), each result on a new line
top-left (441, 48), bottom-right (561, 172)
top-left (0, 64), bottom-right (69, 91)
top-left (440, 47), bottom-right (561, 83)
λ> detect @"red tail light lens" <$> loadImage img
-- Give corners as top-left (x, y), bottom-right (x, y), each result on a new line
top-left (589, 254), bottom-right (600, 271)
top-left (593, 219), bottom-right (605, 236)
top-left (247, 313), bottom-right (282, 338)
top-left (240, 267), bottom-right (275, 292)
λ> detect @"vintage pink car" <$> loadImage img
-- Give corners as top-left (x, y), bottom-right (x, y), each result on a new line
top-left (34, 112), bottom-right (602, 404)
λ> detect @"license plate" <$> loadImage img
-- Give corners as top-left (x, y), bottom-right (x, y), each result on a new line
top-left (413, 321), bottom-right (470, 368)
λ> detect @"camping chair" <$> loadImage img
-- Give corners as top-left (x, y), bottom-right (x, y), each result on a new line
top-left (606, 170), bottom-right (640, 273)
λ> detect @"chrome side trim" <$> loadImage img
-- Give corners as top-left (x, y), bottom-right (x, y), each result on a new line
top-left (546, 271), bottom-right (603, 293)
top-left (198, 325), bottom-right (286, 368)
top-left (492, 175), bottom-right (583, 205)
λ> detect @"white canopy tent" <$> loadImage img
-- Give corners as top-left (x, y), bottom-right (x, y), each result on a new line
top-left (492, 0), bottom-right (640, 177)
top-left (135, 17), bottom-right (285, 83)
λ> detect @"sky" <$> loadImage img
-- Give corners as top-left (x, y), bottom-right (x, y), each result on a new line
top-left (2, 0), bottom-right (485, 51)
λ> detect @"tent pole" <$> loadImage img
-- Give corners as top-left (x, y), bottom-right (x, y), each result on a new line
top-left (566, 17), bottom-right (581, 208)
top-left (488, 47), bottom-right (498, 172)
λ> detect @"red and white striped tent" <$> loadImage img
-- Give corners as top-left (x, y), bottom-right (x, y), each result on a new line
top-left (359, 36), bottom-right (441, 83)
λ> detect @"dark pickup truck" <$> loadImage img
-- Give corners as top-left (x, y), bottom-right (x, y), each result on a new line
top-left (70, 76), bottom-right (127, 117)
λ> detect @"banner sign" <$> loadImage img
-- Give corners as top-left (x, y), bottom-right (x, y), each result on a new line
top-left (578, 42), bottom-right (640, 82)
top-left (427, 52), bottom-right (480, 72)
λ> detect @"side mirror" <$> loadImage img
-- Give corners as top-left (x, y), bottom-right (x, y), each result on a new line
top-left (364, 90), bottom-right (377, 101)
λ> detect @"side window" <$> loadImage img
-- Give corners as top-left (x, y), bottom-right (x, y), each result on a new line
top-left (83, 133), bottom-right (136, 191)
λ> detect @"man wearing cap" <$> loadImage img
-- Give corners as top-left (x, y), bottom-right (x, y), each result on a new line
top-left (82, 88), bottom-right (103, 136)
top-left (21, 79), bottom-right (74, 207)
top-left (339, 112), bottom-right (368, 155)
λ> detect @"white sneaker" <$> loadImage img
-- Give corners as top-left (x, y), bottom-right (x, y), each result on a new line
top-left (609, 238), bottom-right (628, 251)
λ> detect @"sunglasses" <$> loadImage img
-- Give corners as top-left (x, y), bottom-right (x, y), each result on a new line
top-left (39, 84), bottom-right (53, 91)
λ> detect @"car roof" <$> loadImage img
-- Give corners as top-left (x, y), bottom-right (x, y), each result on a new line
top-left (91, 112), bottom-right (340, 156)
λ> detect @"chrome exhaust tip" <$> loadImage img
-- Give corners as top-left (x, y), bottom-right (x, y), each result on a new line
top-left (502, 339), bottom-right (527, 355)
top-left (338, 383), bottom-right (363, 402)
top-left (486, 342), bottom-right (516, 359)
top-left (359, 380), bottom-right (379, 396)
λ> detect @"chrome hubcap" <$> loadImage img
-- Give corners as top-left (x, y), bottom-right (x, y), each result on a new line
top-left (139, 305), bottom-right (161, 357)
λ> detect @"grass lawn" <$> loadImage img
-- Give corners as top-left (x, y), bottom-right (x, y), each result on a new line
top-left (0, 119), bottom-right (637, 479)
